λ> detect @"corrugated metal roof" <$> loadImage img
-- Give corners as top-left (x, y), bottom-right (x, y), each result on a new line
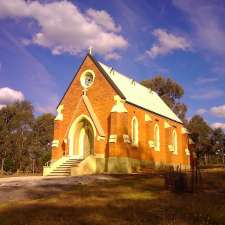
top-left (99, 62), bottom-right (182, 123)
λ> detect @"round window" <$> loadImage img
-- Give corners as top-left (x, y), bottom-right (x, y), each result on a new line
top-left (80, 70), bottom-right (95, 88)
top-left (84, 73), bottom-right (93, 87)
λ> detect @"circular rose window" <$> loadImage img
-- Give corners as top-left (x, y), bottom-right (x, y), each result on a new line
top-left (80, 70), bottom-right (95, 88)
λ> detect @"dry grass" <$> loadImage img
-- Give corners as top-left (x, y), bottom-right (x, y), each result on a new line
top-left (0, 171), bottom-right (225, 225)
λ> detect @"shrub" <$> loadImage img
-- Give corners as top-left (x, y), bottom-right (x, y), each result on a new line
top-left (164, 166), bottom-right (189, 193)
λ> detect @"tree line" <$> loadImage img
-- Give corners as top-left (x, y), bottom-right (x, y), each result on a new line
top-left (0, 101), bottom-right (54, 174)
top-left (188, 115), bottom-right (225, 165)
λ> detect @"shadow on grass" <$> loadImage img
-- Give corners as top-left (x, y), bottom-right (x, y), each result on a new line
top-left (0, 173), bottom-right (224, 225)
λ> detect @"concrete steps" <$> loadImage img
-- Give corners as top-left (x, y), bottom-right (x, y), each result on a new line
top-left (47, 158), bottom-right (81, 176)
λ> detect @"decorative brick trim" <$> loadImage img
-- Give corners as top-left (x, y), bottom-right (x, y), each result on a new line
top-left (164, 121), bottom-right (171, 128)
top-left (145, 114), bottom-right (152, 122)
top-left (55, 105), bottom-right (64, 121)
top-left (82, 95), bottom-right (105, 137)
top-left (109, 134), bottom-right (117, 143)
top-left (123, 134), bottom-right (131, 143)
top-left (52, 140), bottom-right (59, 148)
top-left (97, 136), bottom-right (105, 141)
top-left (148, 140), bottom-right (154, 148)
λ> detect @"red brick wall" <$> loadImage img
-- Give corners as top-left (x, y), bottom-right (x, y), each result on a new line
top-left (120, 103), bottom-right (189, 166)
top-left (118, 103), bottom-right (190, 166)
top-left (52, 55), bottom-right (117, 160)
top-left (52, 55), bottom-right (190, 167)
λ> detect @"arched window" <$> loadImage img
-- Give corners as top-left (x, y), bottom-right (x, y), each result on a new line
top-left (172, 130), bottom-right (178, 154)
top-left (131, 116), bottom-right (138, 146)
top-left (154, 124), bottom-right (160, 151)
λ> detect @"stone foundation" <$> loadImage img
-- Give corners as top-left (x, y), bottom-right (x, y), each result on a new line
top-left (70, 156), bottom-right (190, 176)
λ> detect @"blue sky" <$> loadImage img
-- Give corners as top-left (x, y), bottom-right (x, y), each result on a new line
top-left (0, 0), bottom-right (224, 130)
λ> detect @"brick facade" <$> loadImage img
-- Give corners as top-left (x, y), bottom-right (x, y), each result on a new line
top-left (51, 54), bottom-right (190, 172)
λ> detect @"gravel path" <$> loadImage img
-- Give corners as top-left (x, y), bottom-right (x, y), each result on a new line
top-left (0, 175), bottom-right (115, 203)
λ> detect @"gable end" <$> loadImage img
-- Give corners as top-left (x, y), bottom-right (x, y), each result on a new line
top-left (57, 53), bottom-right (125, 109)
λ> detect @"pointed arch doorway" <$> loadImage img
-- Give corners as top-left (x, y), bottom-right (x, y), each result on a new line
top-left (68, 115), bottom-right (95, 159)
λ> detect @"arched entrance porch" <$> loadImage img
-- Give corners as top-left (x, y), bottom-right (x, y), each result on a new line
top-left (68, 115), bottom-right (95, 159)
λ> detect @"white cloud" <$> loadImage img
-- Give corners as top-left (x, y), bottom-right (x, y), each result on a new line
top-left (196, 76), bottom-right (219, 84)
top-left (0, 87), bottom-right (24, 105)
top-left (0, 104), bottom-right (6, 110)
top-left (0, 0), bottom-right (127, 58)
top-left (196, 108), bottom-right (207, 115)
top-left (0, 0), bottom-right (29, 18)
top-left (86, 8), bottom-right (121, 33)
top-left (191, 89), bottom-right (225, 100)
top-left (35, 104), bottom-right (55, 114)
top-left (211, 122), bottom-right (225, 131)
top-left (210, 104), bottom-right (225, 117)
top-left (104, 52), bottom-right (121, 60)
top-left (147, 29), bottom-right (191, 58)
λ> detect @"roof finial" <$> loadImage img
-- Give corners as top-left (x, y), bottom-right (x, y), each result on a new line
top-left (131, 79), bottom-right (135, 85)
top-left (88, 46), bottom-right (93, 55)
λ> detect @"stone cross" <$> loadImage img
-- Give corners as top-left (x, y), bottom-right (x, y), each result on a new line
top-left (88, 46), bottom-right (93, 55)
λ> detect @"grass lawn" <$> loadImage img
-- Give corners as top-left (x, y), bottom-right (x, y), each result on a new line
top-left (0, 170), bottom-right (224, 225)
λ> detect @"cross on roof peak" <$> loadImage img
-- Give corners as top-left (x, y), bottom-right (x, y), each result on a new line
top-left (88, 46), bottom-right (93, 55)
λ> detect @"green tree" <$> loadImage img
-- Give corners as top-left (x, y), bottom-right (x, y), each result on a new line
top-left (31, 113), bottom-right (54, 172)
top-left (10, 101), bottom-right (34, 172)
top-left (211, 128), bottom-right (225, 163)
top-left (141, 76), bottom-right (187, 121)
top-left (0, 105), bottom-right (16, 173)
top-left (188, 115), bottom-right (212, 164)
top-left (0, 101), bottom-right (54, 174)
top-left (0, 101), bottom-right (34, 173)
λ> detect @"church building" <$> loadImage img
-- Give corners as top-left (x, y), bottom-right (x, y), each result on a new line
top-left (43, 52), bottom-right (191, 176)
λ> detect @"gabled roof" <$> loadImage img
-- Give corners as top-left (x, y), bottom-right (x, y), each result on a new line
top-left (57, 53), bottom-right (125, 108)
top-left (57, 53), bottom-right (182, 124)
top-left (98, 62), bottom-right (183, 124)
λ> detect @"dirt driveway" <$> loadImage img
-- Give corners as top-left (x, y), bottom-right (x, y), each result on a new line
top-left (0, 175), bottom-right (115, 203)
